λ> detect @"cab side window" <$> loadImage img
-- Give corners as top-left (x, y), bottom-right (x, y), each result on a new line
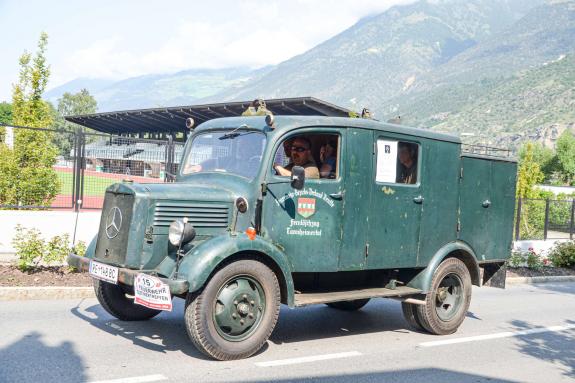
top-left (273, 134), bottom-right (340, 180)
top-left (375, 139), bottom-right (419, 184)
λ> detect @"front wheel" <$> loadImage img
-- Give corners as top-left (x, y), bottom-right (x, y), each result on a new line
top-left (185, 259), bottom-right (281, 360)
top-left (94, 279), bottom-right (161, 321)
top-left (415, 258), bottom-right (472, 335)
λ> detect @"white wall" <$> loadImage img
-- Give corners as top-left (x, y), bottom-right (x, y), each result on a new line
top-left (535, 184), bottom-right (575, 195)
top-left (513, 239), bottom-right (570, 258)
top-left (0, 210), bottom-right (101, 253)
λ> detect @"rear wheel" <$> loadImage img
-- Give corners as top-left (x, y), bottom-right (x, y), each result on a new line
top-left (185, 259), bottom-right (281, 360)
top-left (93, 279), bottom-right (161, 321)
top-left (415, 258), bottom-right (472, 335)
top-left (401, 302), bottom-right (425, 331)
top-left (326, 299), bottom-right (370, 311)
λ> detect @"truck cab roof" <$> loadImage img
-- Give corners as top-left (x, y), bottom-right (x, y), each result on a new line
top-left (195, 115), bottom-right (462, 144)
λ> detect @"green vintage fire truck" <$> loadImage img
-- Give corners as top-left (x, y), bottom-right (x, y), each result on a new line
top-left (68, 112), bottom-right (517, 360)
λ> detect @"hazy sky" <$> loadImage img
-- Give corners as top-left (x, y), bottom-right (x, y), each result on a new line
top-left (0, 0), bottom-right (413, 102)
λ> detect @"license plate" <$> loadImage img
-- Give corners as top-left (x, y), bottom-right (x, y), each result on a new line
top-left (89, 260), bottom-right (119, 284)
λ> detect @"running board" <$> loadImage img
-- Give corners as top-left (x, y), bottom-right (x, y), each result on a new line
top-left (294, 286), bottom-right (423, 307)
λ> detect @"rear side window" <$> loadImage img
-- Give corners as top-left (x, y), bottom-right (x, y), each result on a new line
top-left (375, 139), bottom-right (419, 184)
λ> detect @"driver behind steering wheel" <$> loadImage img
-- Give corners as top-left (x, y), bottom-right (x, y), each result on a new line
top-left (273, 137), bottom-right (319, 179)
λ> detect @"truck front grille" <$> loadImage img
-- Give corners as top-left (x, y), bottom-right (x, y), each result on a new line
top-left (95, 192), bottom-right (134, 264)
top-left (153, 202), bottom-right (229, 228)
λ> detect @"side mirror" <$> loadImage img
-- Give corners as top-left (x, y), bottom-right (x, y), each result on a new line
top-left (290, 166), bottom-right (305, 190)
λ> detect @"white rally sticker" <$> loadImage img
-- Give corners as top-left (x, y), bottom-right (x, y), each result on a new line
top-left (134, 273), bottom-right (172, 311)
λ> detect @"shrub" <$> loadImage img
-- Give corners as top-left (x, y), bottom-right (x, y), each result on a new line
top-left (507, 247), bottom-right (547, 270)
top-left (12, 225), bottom-right (45, 271)
top-left (72, 241), bottom-right (87, 257)
top-left (44, 234), bottom-right (71, 264)
top-left (508, 250), bottom-right (524, 268)
top-left (548, 241), bottom-right (575, 268)
top-left (11, 225), bottom-right (73, 271)
top-left (526, 250), bottom-right (544, 270)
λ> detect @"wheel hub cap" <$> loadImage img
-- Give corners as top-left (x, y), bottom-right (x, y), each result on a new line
top-left (237, 302), bottom-right (250, 316)
top-left (437, 288), bottom-right (448, 302)
top-left (435, 273), bottom-right (463, 322)
top-left (213, 276), bottom-right (266, 341)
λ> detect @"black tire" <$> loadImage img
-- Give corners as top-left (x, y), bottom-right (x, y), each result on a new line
top-left (326, 299), bottom-right (370, 311)
top-left (185, 259), bottom-right (281, 361)
top-left (401, 302), bottom-right (425, 331)
top-left (416, 258), bottom-right (472, 335)
top-left (93, 279), bottom-right (161, 321)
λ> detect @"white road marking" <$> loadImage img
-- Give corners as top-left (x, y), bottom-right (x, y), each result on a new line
top-left (255, 351), bottom-right (362, 367)
top-left (89, 374), bottom-right (168, 383)
top-left (419, 324), bottom-right (575, 348)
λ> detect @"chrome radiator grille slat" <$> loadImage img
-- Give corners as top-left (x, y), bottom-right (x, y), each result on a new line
top-left (153, 202), bottom-right (230, 228)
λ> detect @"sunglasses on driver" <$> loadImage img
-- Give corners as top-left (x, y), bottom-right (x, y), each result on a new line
top-left (291, 146), bottom-right (309, 153)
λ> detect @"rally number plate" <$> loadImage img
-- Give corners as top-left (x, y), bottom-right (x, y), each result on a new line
top-left (134, 273), bottom-right (173, 311)
top-left (89, 260), bottom-right (119, 284)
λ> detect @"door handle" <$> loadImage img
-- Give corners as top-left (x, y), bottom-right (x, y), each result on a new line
top-left (413, 195), bottom-right (424, 204)
top-left (329, 192), bottom-right (344, 200)
top-left (482, 200), bottom-right (491, 208)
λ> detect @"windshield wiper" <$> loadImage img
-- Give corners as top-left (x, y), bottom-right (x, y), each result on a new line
top-left (219, 124), bottom-right (251, 140)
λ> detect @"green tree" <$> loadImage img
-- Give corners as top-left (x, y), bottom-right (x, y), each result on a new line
top-left (0, 32), bottom-right (60, 206)
top-left (53, 89), bottom-right (98, 158)
top-left (518, 142), bottom-right (556, 181)
top-left (516, 143), bottom-right (546, 239)
top-left (57, 89), bottom-right (97, 118)
top-left (12, 32), bottom-right (53, 128)
top-left (516, 142), bottom-right (544, 198)
top-left (0, 102), bottom-right (12, 126)
top-left (555, 130), bottom-right (575, 185)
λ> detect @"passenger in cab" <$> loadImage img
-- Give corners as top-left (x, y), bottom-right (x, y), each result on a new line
top-left (397, 143), bottom-right (417, 184)
top-left (319, 140), bottom-right (337, 179)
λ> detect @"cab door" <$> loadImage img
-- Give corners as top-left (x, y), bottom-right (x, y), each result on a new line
top-left (262, 129), bottom-right (345, 272)
top-left (338, 128), bottom-right (372, 271)
top-left (366, 133), bottom-right (423, 269)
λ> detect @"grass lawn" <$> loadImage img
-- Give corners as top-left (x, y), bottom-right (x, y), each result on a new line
top-left (56, 170), bottom-right (118, 196)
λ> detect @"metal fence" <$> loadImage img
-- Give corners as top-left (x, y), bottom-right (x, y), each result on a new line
top-left (0, 125), bottom-right (184, 210)
top-left (3, 125), bottom-right (574, 242)
top-left (515, 197), bottom-right (575, 241)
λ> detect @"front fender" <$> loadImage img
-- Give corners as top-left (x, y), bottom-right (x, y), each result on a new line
top-left (84, 236), bottom-right (97, 259)
top-left (178, 233), bottom-right (295, 306)
top-left (408, 241), bottom-right (479, 292)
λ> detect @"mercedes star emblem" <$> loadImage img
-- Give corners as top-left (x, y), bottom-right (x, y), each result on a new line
top-left (105, 207), bottom-right (123, 239)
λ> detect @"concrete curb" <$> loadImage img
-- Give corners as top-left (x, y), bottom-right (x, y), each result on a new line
top-left (506, 275), bottom-right (575, 285)
top-left (1, 276), bottom-right (575, 301)
top-left (0, 286), bottom-right (94, 301)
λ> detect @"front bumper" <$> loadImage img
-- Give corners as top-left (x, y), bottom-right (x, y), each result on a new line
top-left (67, 253), bottom-right (189, 295)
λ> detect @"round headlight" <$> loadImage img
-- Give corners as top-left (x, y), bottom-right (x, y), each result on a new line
top-left (169, 220), bottom-right (185, 246)
top-left (169, 219), bottom-right (197, 247)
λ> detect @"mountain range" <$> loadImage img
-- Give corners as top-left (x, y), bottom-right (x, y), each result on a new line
top-left (46, 0), bottom-right (575, 148)
top-left (44, 67), bottom-right (260, 112)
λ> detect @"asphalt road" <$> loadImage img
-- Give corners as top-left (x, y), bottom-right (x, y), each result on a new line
top-left (1, 282), bottom-right (574, 383)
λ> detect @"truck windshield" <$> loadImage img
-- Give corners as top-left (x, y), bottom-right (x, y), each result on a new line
top-left (181, 130), bottom-right (266, 179)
